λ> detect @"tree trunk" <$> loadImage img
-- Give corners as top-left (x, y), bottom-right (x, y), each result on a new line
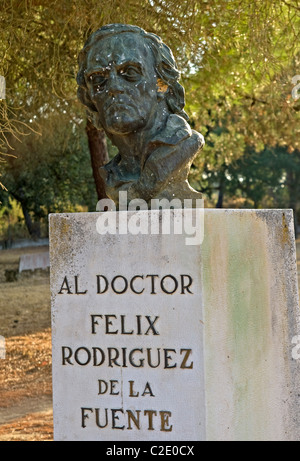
top-left (8, 185), bottom-right (41, 239)
top-left (216, 169), bottom-right (225, 208)
top-left (20, 202), bottom-right (41, 239)
top-left (86, 119), bottom-right (109, 201)
top-left (216, 185), bottom-right (224, 208)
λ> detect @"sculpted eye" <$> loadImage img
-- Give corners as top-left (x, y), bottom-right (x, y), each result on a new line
top-left (89, 74), bottom-right (107, 93)
top-left (119, 66), bottom-right (141, 81)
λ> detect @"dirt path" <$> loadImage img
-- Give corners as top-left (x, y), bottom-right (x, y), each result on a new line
top-left (0, 395), bottom-right (52, 425)
top-left (0, 407), bottom-right (53, 441)
top-left (0, 394), bottom-right (53, 441)
top-left (0, 329), bottom-right (53, 441)
top-left (0, 246), bottom-right (53, 440)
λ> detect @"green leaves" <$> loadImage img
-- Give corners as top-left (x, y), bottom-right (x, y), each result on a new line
top-left (0, 0), bottom-right (299, 216)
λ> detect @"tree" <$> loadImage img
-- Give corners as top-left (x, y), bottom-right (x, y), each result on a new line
top-left (0, 110), bottom-right (97, 237)
top-left (86, 120), bottom-right (108, 200)
top-left (0, 0), bottom-right (299, 223)
top-left (199, 145), bottom-right (300, 235)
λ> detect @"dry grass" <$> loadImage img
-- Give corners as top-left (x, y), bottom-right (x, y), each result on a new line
top-left (0, 239), bottom-right (299, 442)
top-left (0, 246), bottom-right (53, 441)
top-left (0, 332), bottom-right (52, 407)
top-left (0, 410), bottom-right (53, 441)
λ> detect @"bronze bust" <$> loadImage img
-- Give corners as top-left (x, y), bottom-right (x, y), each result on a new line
top-left (77, 24), bottom-right (204, 207)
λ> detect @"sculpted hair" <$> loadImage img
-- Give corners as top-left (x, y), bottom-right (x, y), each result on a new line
top-left (76, 23), bottom-right (189, 128)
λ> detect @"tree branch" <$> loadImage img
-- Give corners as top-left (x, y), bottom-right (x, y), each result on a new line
top-left (281, 0), bottom-right (300, 11)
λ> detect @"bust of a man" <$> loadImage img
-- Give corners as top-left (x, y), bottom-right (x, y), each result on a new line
top-left (77, 24), bottom-right (204, 207)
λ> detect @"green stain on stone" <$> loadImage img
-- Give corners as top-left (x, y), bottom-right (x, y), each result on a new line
top-left (202, 211), bottom-right (274, 440)
top-left (226, 213), bottom-right (271, 439)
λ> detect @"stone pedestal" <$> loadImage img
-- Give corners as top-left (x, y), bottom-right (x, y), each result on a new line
top-left (49, 209), bottom-right (300, 441)
top-left (202, 209), bottom-right (300, 441)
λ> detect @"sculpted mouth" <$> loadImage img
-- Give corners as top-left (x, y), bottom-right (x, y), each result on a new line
top-left (105, 99), bottom-right (132, 111)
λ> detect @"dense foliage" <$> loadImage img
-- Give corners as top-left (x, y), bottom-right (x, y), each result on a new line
top-left (0, 0), bottom-right (299, 236)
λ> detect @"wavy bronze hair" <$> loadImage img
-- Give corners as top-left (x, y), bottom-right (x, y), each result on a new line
top-left (76, 23), bottom-right (188, 128)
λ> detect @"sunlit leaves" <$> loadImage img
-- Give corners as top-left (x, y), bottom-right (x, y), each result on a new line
top-left (0, 0), bottom-right (299, 209)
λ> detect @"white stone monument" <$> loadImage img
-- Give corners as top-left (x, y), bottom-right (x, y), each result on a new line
top-left (50, 209), bottom-right (300, 441)
top-left (19, 251), bottom-right (50, 273)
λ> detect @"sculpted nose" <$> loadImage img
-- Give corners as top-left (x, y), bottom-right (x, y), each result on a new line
top-left (107, 72), bottom-right (124, 96)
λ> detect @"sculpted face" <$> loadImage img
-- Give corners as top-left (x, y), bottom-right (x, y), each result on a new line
top-left (85, 33), bottom-right (159, 136)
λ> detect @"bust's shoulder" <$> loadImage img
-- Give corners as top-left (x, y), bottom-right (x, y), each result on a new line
top-left (189, 129), bottom-right (205, 151)
top-left (151, 114), bottom-right (204, 150)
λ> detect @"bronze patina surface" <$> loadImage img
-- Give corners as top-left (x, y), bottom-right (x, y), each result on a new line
top-left (77, 24), bottom-right (204, 207)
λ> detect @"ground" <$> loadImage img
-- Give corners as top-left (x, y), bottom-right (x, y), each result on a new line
top-left (0, 241), bottom-right (299, 442)
top-left (0, 246), bottom-right (53, 441)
